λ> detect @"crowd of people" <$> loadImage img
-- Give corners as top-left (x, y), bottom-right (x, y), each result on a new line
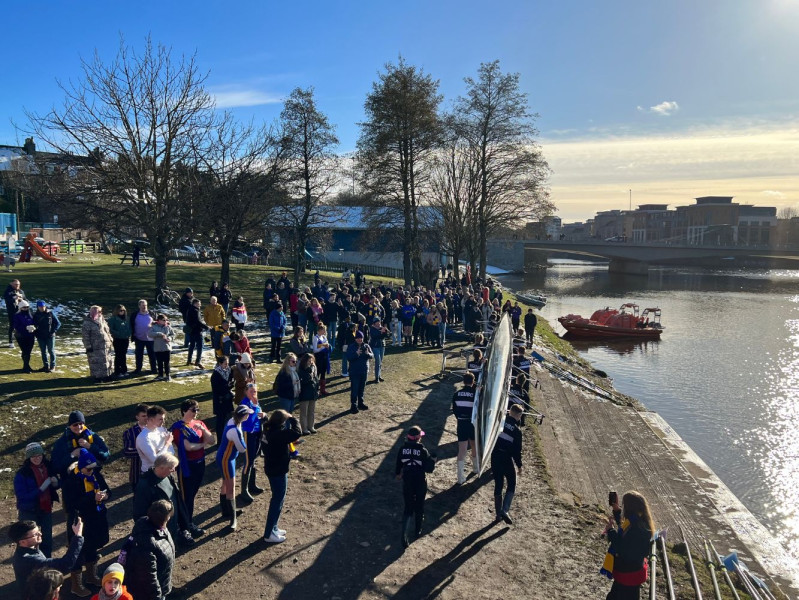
top-left (10, 266), bottom-right (655, 600)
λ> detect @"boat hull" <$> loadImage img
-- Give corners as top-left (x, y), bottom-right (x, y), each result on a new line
top-left (559, 319), bottom-right (662, 340)
top-left (472, 313), bottom-right (514, 476)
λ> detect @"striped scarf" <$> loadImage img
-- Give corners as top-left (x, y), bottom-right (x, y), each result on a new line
top-left (600, 517), bottom-right (630, 579)
top-left (70, 426), bottom-right (94, 448)
top-left (72, 466), bottom-right (104, 512)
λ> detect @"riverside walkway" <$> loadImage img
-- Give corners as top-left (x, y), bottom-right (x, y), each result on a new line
top-left (533, 354), bottom-right (799, 597)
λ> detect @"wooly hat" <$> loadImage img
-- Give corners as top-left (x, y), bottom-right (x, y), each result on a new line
top-left (102, 563), bottom-right (125, 586)
top-left (355, 330), bottom-right (364, 339)
top-left (68, 410), bottom-right (85, 425)
top-left (25, 442), bottom-right (44, 459)
top-left (77, 449), bottom-right (98, 470)
top-left (17, 300), bottom-right (29, 309)
top-left (239, 353), bottom-right (252, 365)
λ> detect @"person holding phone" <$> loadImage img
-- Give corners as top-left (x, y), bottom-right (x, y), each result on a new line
top-left (10, 517), bottom-right (85, 597)
top-left (600, 491), bottom-right (655, 599)
top-left (346, 330), bottom-right (373, 414)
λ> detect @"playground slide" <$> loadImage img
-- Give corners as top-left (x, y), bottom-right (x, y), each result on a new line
top-left (22, 233), bottom-right (61, 262)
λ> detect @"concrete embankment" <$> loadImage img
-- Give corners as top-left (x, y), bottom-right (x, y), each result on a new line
top-left (531, 345), bottom-right (799, 597)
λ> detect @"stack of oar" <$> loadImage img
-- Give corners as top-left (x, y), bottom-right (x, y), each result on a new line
top-left (661, 530), bottom-right (779, 600)
top-left (531, 350), bottom-right (617, 402)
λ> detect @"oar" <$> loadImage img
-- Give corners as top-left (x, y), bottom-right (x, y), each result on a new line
top-left (659, 531), bottom-right (676, 600)
top-left (649, 532), bottom-right (659, 600)
top-left (722, 552), bottom-right (762, 600)
top-left (681, 527), bottom-right (703, 600)
top-left (707, 539), bottom-right (740, 600)
top-left (703, 540), bottom-right (723, 600)
top-left (739, 560), bottom-right (776, 600)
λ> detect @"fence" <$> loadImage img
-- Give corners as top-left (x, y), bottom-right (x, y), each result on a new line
top-left (269, 256), bottom-right (406, 281)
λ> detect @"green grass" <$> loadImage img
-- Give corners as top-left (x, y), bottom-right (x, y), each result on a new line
top-left (0, 255), bottom-right (353, 494)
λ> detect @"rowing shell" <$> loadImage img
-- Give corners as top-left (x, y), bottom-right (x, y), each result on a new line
top-left (472, 312), bottom-right (515, 476)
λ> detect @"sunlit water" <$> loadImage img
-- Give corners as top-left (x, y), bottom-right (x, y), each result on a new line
top-left (500, 261), bottom-right (799, 559)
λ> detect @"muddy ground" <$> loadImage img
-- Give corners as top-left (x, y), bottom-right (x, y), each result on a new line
top-left (1, 337), bottom-right (613, 600)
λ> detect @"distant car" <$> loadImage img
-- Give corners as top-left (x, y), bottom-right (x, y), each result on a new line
top-left (605, 235), bottom-right (626, 242)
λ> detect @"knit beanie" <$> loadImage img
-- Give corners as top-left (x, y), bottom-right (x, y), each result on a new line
top-left (102, 563), bottom-right (125, 586)
top-left (25, 442), bottom-right (44, 459)
top-left (77, 448), bottom-right (98, 470)
top-left (68, 410), bottom-right (85, 425)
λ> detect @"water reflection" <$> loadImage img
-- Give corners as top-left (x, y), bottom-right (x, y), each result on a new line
top-left (501, 262), bottom-right (799, 559)
top-left (565, 337), bottom-right (661, 357)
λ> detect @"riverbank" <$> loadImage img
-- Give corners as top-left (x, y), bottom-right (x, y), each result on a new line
top-left (0, 257), bottom-right (791, 598)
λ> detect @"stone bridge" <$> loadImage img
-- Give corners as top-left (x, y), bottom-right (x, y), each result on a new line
top-left (486, 239), bottom-right (799, 274)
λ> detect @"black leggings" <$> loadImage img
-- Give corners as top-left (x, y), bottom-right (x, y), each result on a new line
top-left (491, 454), bottom-right (516, 498)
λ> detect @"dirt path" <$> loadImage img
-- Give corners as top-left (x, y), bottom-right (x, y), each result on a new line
top-left (1, 343), bottom-right (612, 599)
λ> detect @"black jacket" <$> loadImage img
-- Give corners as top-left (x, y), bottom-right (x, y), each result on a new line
top-left (263, 417), bottom-right (302, 477)
top-left (210, 368), bottom-right (234, 415)
top-left (491, 415), bottom-right (523, 468)
top-left (125, 517), bottom-right (175, 600)
top-left (298, 365), bottom-right (319, 402)
top-left (32, 309), bottom-right (60, 339)
top-left (184, 305), bottom-right (207, 335)
top-left (3, 285), bottom-right (25, 317)
top-left (13, 535), bottom-right (84, 595)
top-left (395, 441), bottom-right (436, 482)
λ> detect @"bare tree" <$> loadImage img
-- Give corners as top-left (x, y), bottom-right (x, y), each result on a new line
top-left (26, 36), bottom-right (216, 294)
top-left (357, 57), bottom-right (442, 285)
top-left (427, 114), bottom-right (481, 279)
top-left (455, 60), bottom-right (554, 279)
top-left (193, 113), bottom-right (286, 284)
top-left (272, 87), bottom-right (340, 287)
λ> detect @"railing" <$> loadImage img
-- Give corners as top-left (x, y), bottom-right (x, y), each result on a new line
top-left (269, 256), bottom-right (406, 281)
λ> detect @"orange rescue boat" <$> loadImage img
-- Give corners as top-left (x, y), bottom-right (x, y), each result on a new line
top-left (558, 303), bottom-right (663, 339)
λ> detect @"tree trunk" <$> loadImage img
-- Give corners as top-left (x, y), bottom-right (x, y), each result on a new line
top-left (479, 224), bottom-right (488, 282)
top-left (219, 252), bottom-right (231, 285)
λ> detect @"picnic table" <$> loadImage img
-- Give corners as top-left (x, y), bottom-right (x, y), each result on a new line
top-left (119, 253), bottom-right (150, 265)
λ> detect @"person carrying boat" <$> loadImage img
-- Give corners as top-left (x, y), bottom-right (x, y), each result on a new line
top-left (452, 372), bottom-right (478, 483)
top-left (491, 404), bottom-right (524, 524)
top-left (523, 308), bottom-right (537, 348)
top-left (394, 425), bottom-right (436, 548)
top-left (600, 491), bottom-right (655, 600)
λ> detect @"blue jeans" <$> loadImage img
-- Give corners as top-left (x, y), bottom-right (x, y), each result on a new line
top-left (264, 473), bottom-right (288, 537)
top-left (187, 332), bottom-right (203, 364)
top-left (37, 336), bottom-right (56, 368)
top-left (341, 351), bottom-right (349, 375)
top-left (278, 397), bottom-right (295, 413)
top-left (298, 313), bottom-right (307, 329)
top-left (350, 372), bottom-right (367, 406)
top-left (328, 321), bottom-right (338, 346)
top-left (372, 346), bottom-right (384, 380)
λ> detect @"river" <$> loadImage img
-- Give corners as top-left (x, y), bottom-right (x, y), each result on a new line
top-left (499, 260), bottom-right (799, 561)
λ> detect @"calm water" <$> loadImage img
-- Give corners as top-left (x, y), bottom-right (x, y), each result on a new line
top-left (501, 261), bottom-right (799, 559)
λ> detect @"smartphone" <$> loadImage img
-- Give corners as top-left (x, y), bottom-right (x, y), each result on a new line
top-left (608, 491), bottom-right (618, 506)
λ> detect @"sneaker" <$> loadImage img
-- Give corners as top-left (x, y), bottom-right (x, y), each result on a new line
top-left (154, 375), bottom-right (164, 381)
top-left (189, 525), bottom-right (205, 538)
top-left (357, 403), bottom-right (369, 411)
top-left (302, 430), bottom-right (311, 436)
top-left (350, 405), bottom-right (359, 414)
top-left (7, 342), bottom-right (14, 349)
top-left (502, 513), bottom-right (513, 525)
top-left (264, 532), bottom-right (286, 543)
top-left (165, 375), bottom-right (172, 382)
top-left (194, 363), bottom-right (203, 369)
top-left (341, 371), bottom-right (349, 377)
top-left (177, 530), bottom-right (196, 547)
top-left (275, 528), bottom-right (286, 536)
top-left (378, 377), bottom-right (385, 382)
top-left (309, 428), bottom-right (317, 434)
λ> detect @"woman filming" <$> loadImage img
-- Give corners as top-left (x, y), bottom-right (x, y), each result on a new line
top-left (601, 490), bottom-right (655, 600)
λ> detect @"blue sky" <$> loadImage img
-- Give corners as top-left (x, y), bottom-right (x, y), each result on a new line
top-left (3, 0), bottom-right (799, 220)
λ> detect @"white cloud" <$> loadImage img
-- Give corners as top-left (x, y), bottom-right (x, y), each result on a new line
top-left (762, 190), bottom-right (786, 199)
top-left (649, 100), bottom-right (680, 116)
top-left (209, 86), bottom-right (283, 108)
